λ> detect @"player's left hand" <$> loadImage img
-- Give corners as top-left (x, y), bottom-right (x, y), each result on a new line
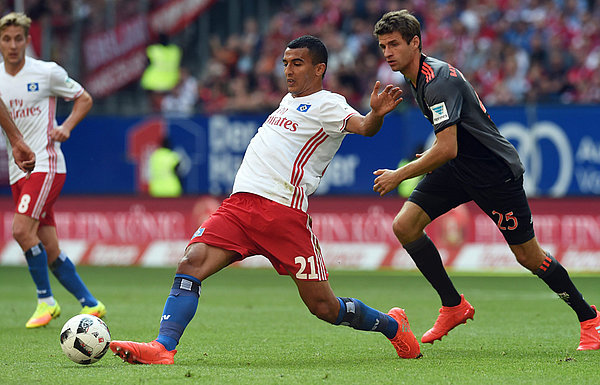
top-left (373, 168), bottom-right (402, 196)
top-left (12, 139), bottom-right (36, 175)
top-left (49, 126), bottom-right (71, 142)
top-left (369, 81), bottom-right (403, 116)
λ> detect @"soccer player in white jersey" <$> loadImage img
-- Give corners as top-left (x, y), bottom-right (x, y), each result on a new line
top-left (0, 12), bottom-right (106, 328)
top-left (110, 35), bottom-right (421, 364)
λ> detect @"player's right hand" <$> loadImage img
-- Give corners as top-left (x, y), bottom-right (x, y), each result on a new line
top-left (12, 139), bottom-right (36, 175)
top-left (373, 168), bottom-right (402, 196)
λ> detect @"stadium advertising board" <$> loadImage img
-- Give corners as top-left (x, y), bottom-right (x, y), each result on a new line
top-left (0, 196), bottom-right (599, 272)
top-left (36, 105), bottom-right (600, 197)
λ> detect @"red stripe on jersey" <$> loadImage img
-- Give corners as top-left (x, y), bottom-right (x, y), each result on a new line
top-left (290, 129), bottom-right (328, 186)
top-left (290, 130), bottom-right (329, 209)
top-left (422, 63), bottom-right (435, 83)
top-left (291, 186), bottom-right (305, 210)
top-left (34, 97), bottom-right (59, 219)
top-left (448, 64), bottom-right (458, 77)
top-left (293, 132), bottom-right (328, 189)
top-left (340, 113), bottom-right (356, 132)
top-left (46, 96), bottom-right (57, 174)
top-left (291, 131), bottom-right (327, 209)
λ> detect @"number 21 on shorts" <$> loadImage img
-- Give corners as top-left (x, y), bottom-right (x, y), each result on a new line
top-left (295, 256), bottom-right (318, 279)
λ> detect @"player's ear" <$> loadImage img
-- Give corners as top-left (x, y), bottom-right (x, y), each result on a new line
top-left (411, 35), bottom-right (421, 50)
top-left (315, 63), bottom-right (326, 78)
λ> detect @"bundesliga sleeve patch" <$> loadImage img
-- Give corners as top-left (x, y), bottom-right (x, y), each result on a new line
top-left (430, 102), bottom-right (449, 125)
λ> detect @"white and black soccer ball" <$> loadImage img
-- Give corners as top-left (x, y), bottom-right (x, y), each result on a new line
top-left (60, 314), bottom-right (111, 365)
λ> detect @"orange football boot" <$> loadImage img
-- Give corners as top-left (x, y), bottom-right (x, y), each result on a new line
top-left (387, 307), bottom-right (422, 359)
top-left (577, 305), bottom-right (600, 351)
top-left (110, 340), bottom-right (176, 364)
top-left (421, 294), bottom-right (474, 344)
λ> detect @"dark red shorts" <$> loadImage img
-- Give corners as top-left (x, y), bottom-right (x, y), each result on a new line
top-left (11, 172), bottom-right (66, 226)
top-left (189, 192), bottom-right (328, 281)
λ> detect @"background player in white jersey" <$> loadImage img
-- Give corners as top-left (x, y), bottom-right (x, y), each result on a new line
top-left (0, 12), bottom-right (106, 328)
top-left (110, 35), bottom-right (421, 364)
top-left (0, 97), bottom-right (35, 174)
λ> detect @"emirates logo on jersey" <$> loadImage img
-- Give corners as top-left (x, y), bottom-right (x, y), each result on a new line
top-left (8, 99), bottom-right (42, 119)
top-left (265, 107), bottom-right (299, 132)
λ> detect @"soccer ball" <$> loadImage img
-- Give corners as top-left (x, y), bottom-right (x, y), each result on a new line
top-left (60, 314), bottom-right (111, 365)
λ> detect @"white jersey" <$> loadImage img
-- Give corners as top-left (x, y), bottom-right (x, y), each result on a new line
top-left (0, 56), bottom-right (84, 184)
top-left (232, 90), bottom-right (358, 212)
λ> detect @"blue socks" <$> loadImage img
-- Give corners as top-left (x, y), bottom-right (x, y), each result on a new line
top-left (50, 252), bottom-right (98, 307)
top-left (334, 297), bottom-right (398, 339)
top-left (155, 280), bottom-right (396, 350)
top-left (156, 274), bottom-right (201, 351)
top-left (25, 243), bottom-right (53, 299)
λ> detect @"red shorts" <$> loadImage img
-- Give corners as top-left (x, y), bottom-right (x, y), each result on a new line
top-left (189, 192), bottom-right (328, 281)
top-left (11, 172), bottom-right (66, 226)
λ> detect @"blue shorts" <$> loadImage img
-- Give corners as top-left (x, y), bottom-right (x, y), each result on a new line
top-left (408, 165), bottom-right (535, 245)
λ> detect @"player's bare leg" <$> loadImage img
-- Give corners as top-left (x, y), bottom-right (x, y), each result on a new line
top-left (292, 276), bottom-right (421, 358)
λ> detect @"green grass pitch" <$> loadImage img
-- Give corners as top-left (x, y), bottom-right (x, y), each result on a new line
top-left (1, 265), bottom-right (598, 385)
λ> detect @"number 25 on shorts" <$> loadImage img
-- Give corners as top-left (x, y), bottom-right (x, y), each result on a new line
top-left (492, 210), bottom-right (518, 230)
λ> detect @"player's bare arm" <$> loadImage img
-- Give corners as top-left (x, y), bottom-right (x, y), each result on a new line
top-left (49, 90), bottom-right (93, 142)
top-left (373, 124), bottom-right (458, 196)
top-left (345, 81), bottom-right (402, 137)
top-left (0, 99), bottom-right (35, 173)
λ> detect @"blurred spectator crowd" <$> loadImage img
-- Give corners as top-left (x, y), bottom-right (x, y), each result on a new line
top-left (3, 0), bottom-right (600, 114)
top-left (199, 0), bottom-right (600, 114)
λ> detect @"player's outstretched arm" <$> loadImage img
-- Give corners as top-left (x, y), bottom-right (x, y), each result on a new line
top-left (50, 90), bottom-right (93, 142)
top-left (0, 99), bottom-right (35, 173)
top-left (345, 81), bottom-right (402, 137)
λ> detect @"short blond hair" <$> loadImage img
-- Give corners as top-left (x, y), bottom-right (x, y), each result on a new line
top-left (0, 12), bottom-right (32, 36)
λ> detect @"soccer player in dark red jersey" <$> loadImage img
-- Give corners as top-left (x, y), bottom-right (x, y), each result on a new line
top-left (372, 10), bottom-right (599, 350)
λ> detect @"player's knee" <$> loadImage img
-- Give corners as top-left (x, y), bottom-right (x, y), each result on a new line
top-left (12, 223), bottom-right (33, 245)
top-left (307, 300), bottom-right (337, 323)
top-left (510, 241), bottom-right (546, 272)
top-left (177, 245), bottom-right (206, 273)
top-left (392, 216), bottom-right (417, 243)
